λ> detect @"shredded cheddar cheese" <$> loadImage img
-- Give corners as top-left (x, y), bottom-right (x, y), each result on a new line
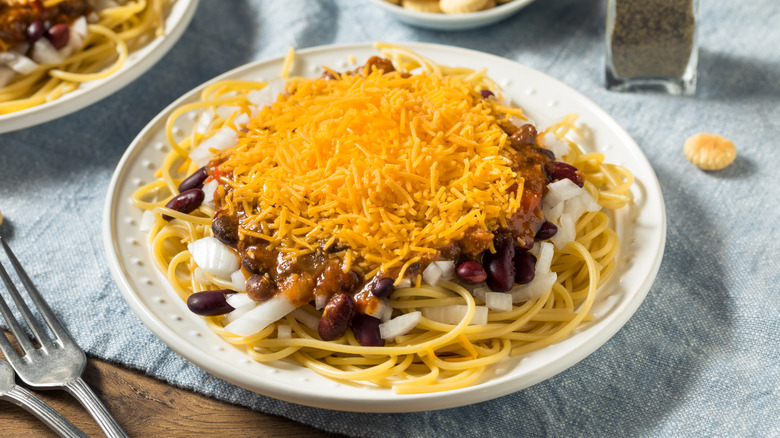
top-left (136, 46), bottom-right (635, 393)
top-left (214, 67), bottom-right (525, 278)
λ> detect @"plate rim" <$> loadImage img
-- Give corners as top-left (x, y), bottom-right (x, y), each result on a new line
top-left (364, 0), bottom-right (536, 30)
top-left (0, 0), bottom-right (199, 134)
top-left (102, 41), bottom-right (666, 412)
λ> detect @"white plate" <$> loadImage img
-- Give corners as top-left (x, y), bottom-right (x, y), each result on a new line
top-left (103, 42), bottom-right (666, 413)
top-left (0, 0), bottom-right (199, 134)
top-left (365, 0), bottom-right (535, 30)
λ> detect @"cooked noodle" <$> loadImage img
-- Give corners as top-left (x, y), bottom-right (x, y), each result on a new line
top-left (132, 44), bottom-right (633, 393)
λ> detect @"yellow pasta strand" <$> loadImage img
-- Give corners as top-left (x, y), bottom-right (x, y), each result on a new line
top-left (132, 45), bottom-right (634, 393)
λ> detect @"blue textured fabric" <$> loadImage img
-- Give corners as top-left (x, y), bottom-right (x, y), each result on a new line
top-left (1, 0), bottom-right (779, 436)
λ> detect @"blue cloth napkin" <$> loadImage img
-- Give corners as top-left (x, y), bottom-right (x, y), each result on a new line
top-left (1, 0), bottom-right (778, 436)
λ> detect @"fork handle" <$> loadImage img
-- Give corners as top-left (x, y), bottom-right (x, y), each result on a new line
top-left (2, 384), bottom-right (88, 438)
top-left (65, 377), bottom-right (129, 438)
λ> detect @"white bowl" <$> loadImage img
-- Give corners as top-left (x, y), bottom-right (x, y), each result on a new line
top-left (365, 0), bottom-right (536, 30)
top-left (0, 0), bottom-right (199, 134)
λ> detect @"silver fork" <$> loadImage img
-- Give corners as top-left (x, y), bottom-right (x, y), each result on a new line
top-left (1, 357), bottom-right (88, 437)
top-left (0, 236), bottom-right (128, 438)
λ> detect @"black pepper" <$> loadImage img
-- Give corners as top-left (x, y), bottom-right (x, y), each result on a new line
top-left (608, 0), bottom-right (697, 79)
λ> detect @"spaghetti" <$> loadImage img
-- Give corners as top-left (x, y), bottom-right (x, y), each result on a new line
top-left (0, 0), bottom-right (171, 114)
top-left (132, 44), bottom-right (633, 393)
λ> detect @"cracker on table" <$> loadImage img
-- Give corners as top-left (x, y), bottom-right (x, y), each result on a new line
top-left (683, 133), bottom-right (737, 170)
top-left (402, 0), bottom-right (442, 13)
top-left (440, 0), bottom-right (490, 14)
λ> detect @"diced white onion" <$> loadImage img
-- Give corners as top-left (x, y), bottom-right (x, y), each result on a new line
top-left (542, 132), bottom-right (570, 157)
top-left (226, 292), bottom-right (253, 309)
top-left (139, 209), bottom-right (156, 232)
top-left (561, 212), bottom-right (576, 239)
top-left (563, 195), bottom-right (587, 222)
top-left (195, 109), bottom-right (214, 134)
top-left (422, 263), bottom-right (443, 286)
top-left (535, 242), bottom-right (555, 277)
top-left (66, 27), bottom-right (83, 52)
top-left (202, 179), bottom-right (218, 208)
top-left (223, 294), bottom-right (296, 336)
top-left (545, 178), bottom-right (583, 206)
top-left (290, 308), bottom-right (320, 332)
top-left (223, 301), bottom-right (257, 325)
top-left (365, 298), bottom-right (389, 319)
top-left (31, 38), bottom-right (65, 65)
top-left (471, 286), bottom-right (490, 304)
top-left (577, 190), bottom-right (602, 213)
top-left (187, 236), bottom-right (240, 279)
top-left (395, 278), bottom-right (412, 289)
top-left (247, 78), bottom-right (286, 108)
top-left (193, 267), bottom-right (211, 285)
top-left (510, 272), bottom-right (557, 303)
top-left (421, 305), bottom-right (488, 326)
top-left (508, 115), bottom-right (526, 128)
top-left (233, 113), bottom-right (251, 127)
top-left (551, 213), bottom-right (576, 249)
top-left (315, 294), bottom-right (328, 310)
top-left (543, 177), bottom-right (601, 231)
top-left (0, 66), bottom-right (15, 88)
top-left (432, 261), bottom-right (455, 281)
top-left (543, 201), bottom-right (564, 223)
top-left (72, 16), bottom-right (88, 37)
top-left (216, 105), bottom-right (240, 120)
top-left (485, 292), bottom-right (513, 312)
top-left (0, 52), bottom-right (38, 75)
top-left (230, 270), bottom-right (246, 293)
top-left (276, 323), bottom-right (291, 339)
top-left (379, 311), bottom-right (421, 340)
top-left (381, 304), bottom-right (394, 322)
top-left (189, 126), bottom-right (239, 166)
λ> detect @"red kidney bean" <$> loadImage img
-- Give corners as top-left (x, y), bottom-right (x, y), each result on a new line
top-left (456, 260), bottom-right (487, 284)
top-left (351, 314), bottom-right (384, 347)
top-left (246, 274), bottom-right (274, 302)
top-left (535, 221), bottom-right (558, 241)
top-left (484, 234), bottom-right (516, 292)
top-left (26, 21), bottom-right (45, 42)
top-left (480, 89), bottom-right (494, 98)
top-left (371, 277), bottom-right (394, 298)
top-left (534, 146), bottom-right (556, 161)
top-left (178, 166), bottom-right (208, 192)
top-left (211, 215), bottom-right (239, 245)
top-left (46, 24), bottom-right (70, 50)
top-left (318, 294), bottom-right (355, 341)
top-left (516, 235), bottom-right (535, 252)
top-left (241, 255), bottom-right (264, 275)
top-left (187, 290), bottom-right (235, 316)
top-left (510, 124), bottom-right (537, 147)
top-left (162, 189), bottom-right (204, 220)
top-left (339, 270), bottom-right (361, 293)
top-left (514, 251), bottom-right (537, 285)
top-left (546, 162), bottom-right (585, 187)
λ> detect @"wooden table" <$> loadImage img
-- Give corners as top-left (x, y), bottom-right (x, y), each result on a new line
top-left (1, 334), bottom-right (339, 437)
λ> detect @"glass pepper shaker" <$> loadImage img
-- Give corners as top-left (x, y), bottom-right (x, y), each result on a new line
top-left (605, 0), bottom-right (700, 95)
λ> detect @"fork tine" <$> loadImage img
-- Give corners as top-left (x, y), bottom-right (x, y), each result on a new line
top-left (0, 327), bottom-right (25, 369)
top-left (0, 237), bottom-right (61, 349)
top-left (0, 263), bottom-right (41, 355)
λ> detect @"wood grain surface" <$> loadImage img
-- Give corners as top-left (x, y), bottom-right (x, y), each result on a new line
top-left (0, 334), bottom-right (340, 437)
